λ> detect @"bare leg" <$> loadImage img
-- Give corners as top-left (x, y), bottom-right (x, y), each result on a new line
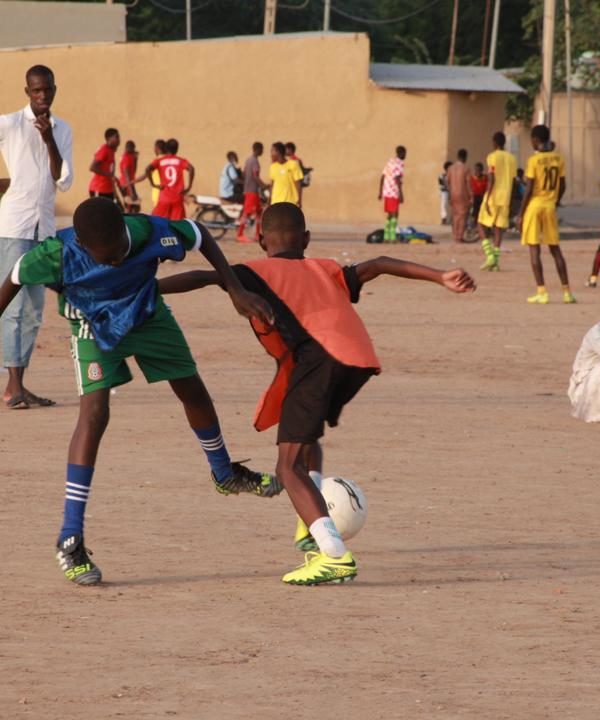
top-left (169, 374), bottom-right (219, 429)
top-left (68, 389), bottom-right (110, 466)
top-left (277, 441), bottom-right (329, 527)
top-left (493, 226), bottom-right (503, 248)
top-left (549, 245), bottom-right (569, 286)
top-left (529, 245), bottom-right (544, 286)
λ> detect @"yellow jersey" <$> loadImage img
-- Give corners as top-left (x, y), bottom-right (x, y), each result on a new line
top-left (485, 149), bottom-right (516, 206)
top-left (526, 150), bottom-right (565, 205)
top-left (269, 160), bottom-right (303, 205)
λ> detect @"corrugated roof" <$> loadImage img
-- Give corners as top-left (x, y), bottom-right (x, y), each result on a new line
top-left (370, 63), bottom-right (524, 94)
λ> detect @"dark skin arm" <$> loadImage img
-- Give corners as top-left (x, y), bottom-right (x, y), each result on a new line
top-left (158, 269), bottom-right (219, 295)
top-left (34, 114), bottom-right (63, 181)
top-left (182, 164), bottom-right (195, 195)
top-left (89, 159), bottom-right (114, 179)
top-left (354, 257), bottom-right (476, 293)
top-left (0, 178), bottom-right (10, 194)
top-left (0, 275), bottom-right (22, 318)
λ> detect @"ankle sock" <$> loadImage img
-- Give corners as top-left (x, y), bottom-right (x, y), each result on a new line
top-left (309, 516), bottom-right (347, 558)
top-left (193, 424), bottom-right (231, 484)
top-left (59, 464), bottom-right (94, 542)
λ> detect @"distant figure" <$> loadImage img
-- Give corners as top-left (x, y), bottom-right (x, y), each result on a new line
top-left (470, 162), bottom-right (488, 223)
top-left (378, 145), bottom-right (406, 242)
top-left (478, 132), bottom-right (517, 271)
top-left (438, 161), bottom-right (452, 225)
top-left (0, 64), bottom-right (73, 409)
top-left (89, 128), bottom-right (120, 202)
top-left (447, 148), bottom-right (472, 244)
top-left (585, 244), bottom-right (600, 288)
top-left (269, 142), bottom-right (304, 207)
top-left (518, 124), bottom-right (575, 304)
top-left (237, 141), bottom-right (267, 244)
top-left (118, 140), bottom-right (141, 214)
top-left (285, 141), bottom-right (312, 187)
top-left (219, 151), bottom-right (242, 203)
top-left (151, 139), bottom-right (166, 209)
top-left (146, 138), bottom-right (194, 221)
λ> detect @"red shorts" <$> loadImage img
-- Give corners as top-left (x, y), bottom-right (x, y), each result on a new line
top-left (153, 199), bottom-right (185, 220)
top-left (243, 192), bottom-right (262, 216)
top-left (383, 196), bottom-right (400, 214)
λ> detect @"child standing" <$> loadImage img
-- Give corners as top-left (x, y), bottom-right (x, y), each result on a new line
top-left (379, 146), bottom-right (406, 242)
top-left (0, 198), bottom-right (280, 586)
top-left (158, 203), bottom-right (476, 586)
top-left (518, 125), bottom-right (576, 304)
top-left (438, 161), bottom-right (452, 225)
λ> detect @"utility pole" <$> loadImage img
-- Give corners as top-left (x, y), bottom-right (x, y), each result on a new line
top-left (564, 0), bottom-right (574, 198)
top-left (264, 0), bottom-right (277, 34)
top-left (323, 0), bottom-right (331, 31)
top-left (448, 0), bottom-right (459, 66)
top-left (488, 0), bottom-right (501, 68)
top-left (540, 0), bottom-right (556, 127)
top-left (185, 0), bottom-right (191, 41)
top-left (481, 0), bottom-right (491, 65)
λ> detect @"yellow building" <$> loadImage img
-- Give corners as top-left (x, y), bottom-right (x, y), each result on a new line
top-left (0, 31), bottom-right (522, 225)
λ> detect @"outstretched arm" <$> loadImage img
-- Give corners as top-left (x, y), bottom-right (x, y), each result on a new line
top-left (158, 270), bottom-right (220, 295)
top-left (354, 256), bottom-right (476, 293)
top-left (195, 222), bottom-right (274, 324)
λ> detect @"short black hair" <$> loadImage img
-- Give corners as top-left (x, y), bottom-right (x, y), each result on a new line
top-left (125, 140), bottom-right (136, 152)
top-left (272, 142), bottom-right (286, 157)
top-left (105, 128), bottom-right (119, 141)
top-left (166, 138), bottom-right (179, 154)
top-left (26, 64), bottom-right (54, 84)
top-left (475, 162), bottom-right (484, 171)
top-left (285, 141), bottom-right (296, 153)
top-left (262, 202), bottom-right (305, 234)
top-left (531, 124), bottom-right (550, 143)
top-left (493, 131), bottom-right (506, 148)
top-left (396, 145), bottom-right (406, 156)
top-left (253, 141), bottom-right (263, 153)
top-left (73, 198), bottom-right (125, 249)
top-left (227, 151), bottom-right (238, 162)
top-left (443, 161), bottom-right (452, 171)
top-left (457, 148), bottom-right (468, 162)
top-left (155, 139), bottom-right (166, 153)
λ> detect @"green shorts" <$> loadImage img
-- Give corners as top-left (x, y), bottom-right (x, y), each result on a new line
top-left (69, 298), bottom-right (197, 396)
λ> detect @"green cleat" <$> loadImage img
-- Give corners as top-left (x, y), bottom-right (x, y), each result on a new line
top-left (294, 516), bottom-right (318, 551)
top-left (282, 551), bottom-right (357, 586)
top-left (212, 462), bottom-right (283, 498)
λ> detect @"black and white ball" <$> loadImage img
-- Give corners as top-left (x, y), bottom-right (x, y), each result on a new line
top-left (320, 476), bottom-right (368, 540)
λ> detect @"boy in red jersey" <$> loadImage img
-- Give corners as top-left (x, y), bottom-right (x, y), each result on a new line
top-left (89, 128), bottom-right (120, 201)
top-left (118, 140), bottom-right (141, 213)
top-left (146, 138), bottom-right (194, 220)
top-left (158, 203), bottom-right (476, 586)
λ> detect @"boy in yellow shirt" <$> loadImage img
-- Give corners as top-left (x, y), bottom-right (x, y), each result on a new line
top-left (478, 131), bottom-right (517, 271)
top-left (518, 125), bottom-right (575, 304)
top-left (268, 142), bottom-right (303, 207)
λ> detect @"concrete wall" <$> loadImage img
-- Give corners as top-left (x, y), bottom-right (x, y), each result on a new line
top-left (0, 1), bottom-right (126, 48)
top-left (448, 92), bottom-right (509, 169)
top-left (0, 33), bottom-right (512, 225)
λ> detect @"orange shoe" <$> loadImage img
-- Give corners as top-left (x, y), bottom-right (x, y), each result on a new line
top-left (236, 235), bottom-right (254, 244)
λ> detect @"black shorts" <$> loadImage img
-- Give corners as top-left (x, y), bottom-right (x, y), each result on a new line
top-left (277, 340), bottom-right (376, 445)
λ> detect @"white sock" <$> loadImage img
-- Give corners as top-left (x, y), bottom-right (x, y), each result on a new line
top-left (309, 470), bottom-right (323, 490)
top-left (309, 517), bottom-right (346, 558)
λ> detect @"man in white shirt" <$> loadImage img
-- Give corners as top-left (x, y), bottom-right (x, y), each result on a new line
top-left (0, 65), bottom-right (73, 408)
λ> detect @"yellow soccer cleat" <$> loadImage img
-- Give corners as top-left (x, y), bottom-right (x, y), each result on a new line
top-left (282, 551), bottom-right (357, 586)
top-left (294, 516), bottom-right (318, 551)
top-left (527, 292), bottom-right (549, 304)
top-left (563, 291), bottom-right (577, 304)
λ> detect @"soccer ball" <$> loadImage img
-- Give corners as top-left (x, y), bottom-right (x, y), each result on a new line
top-left (320, 476), bottom-right (368, 540)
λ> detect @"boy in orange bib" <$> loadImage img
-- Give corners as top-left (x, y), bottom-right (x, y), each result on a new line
top-left (158, 203), bottom-right (476, 585)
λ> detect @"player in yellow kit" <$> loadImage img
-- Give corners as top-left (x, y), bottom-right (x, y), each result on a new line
top-left (518, 125), bottom-right (575, 305)
top-left (478, 131), bottom-right (517, 271)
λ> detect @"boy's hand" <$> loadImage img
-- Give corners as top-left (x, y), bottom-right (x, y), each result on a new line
top-left (441, 268), bottom-right (476, 293)
top-left (230, 288), bottom-right (274, 325)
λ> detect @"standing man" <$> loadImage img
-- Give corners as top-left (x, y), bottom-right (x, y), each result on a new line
top-left (478, 132), bottom-right (517, 271)
top-left (146, 138), bottom-right (194, 220)
top-left (219, 151), bottom-right (242, 202)
top-left (0, 65), bottom-right (72, 408)
top-left (89, 128), bottom-right (120, 201)
top-left (378, 145), bottom-right (406, 242)
top-left (237, 141), bottom-right (267, 244)
top-left (268, 142), bottom-right (304, 208)
top-left (447, 149), bottom-right (472, 244)
top-left (518, 125), bottom-right (575, 305)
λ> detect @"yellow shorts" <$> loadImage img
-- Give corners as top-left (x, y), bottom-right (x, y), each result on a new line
top-left (521, 202), bottom-right (559, 246)
top-left (478, 200), bottom-right (510, 229)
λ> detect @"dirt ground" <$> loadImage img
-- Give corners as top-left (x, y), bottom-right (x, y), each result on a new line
top-left (2, 231), bottom-right (600, 720)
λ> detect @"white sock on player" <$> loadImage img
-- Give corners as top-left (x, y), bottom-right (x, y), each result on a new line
top-left (309, 516), bottom-right (346, 558)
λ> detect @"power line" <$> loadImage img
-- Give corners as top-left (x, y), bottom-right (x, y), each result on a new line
top-left (279, 0), bottom-right (311, 9)
top-left (327, 0), bottom-right (443, 26)
top-left (146, 0), bottom-right (212, 14)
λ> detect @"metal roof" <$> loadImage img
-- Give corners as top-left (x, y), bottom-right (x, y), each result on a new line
top-left (370, 63), bottom-right (524, 94)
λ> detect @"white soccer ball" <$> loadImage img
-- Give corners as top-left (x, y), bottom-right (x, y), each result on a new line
top-left (320, 476), bottom-right (368, 540)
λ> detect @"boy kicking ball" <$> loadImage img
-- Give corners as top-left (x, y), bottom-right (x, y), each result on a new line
top-left (158, 203), bottom-right (476, 586)
top-left (0, 198), bottom-right (281, 586)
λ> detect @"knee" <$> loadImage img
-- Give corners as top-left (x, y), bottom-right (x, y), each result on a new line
top-left (80, 404), bottom-right (110, 436)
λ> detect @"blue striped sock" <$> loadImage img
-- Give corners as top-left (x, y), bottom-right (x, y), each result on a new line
top-left (59, 463), bottom-right (94, 542)
top-left (193, 424), bottom-right (232, 484)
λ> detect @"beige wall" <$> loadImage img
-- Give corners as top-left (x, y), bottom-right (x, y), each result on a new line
top-left (0, 33), bottom-right (512, 226)
top-left (0, 1), bottom-right (125, 48)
